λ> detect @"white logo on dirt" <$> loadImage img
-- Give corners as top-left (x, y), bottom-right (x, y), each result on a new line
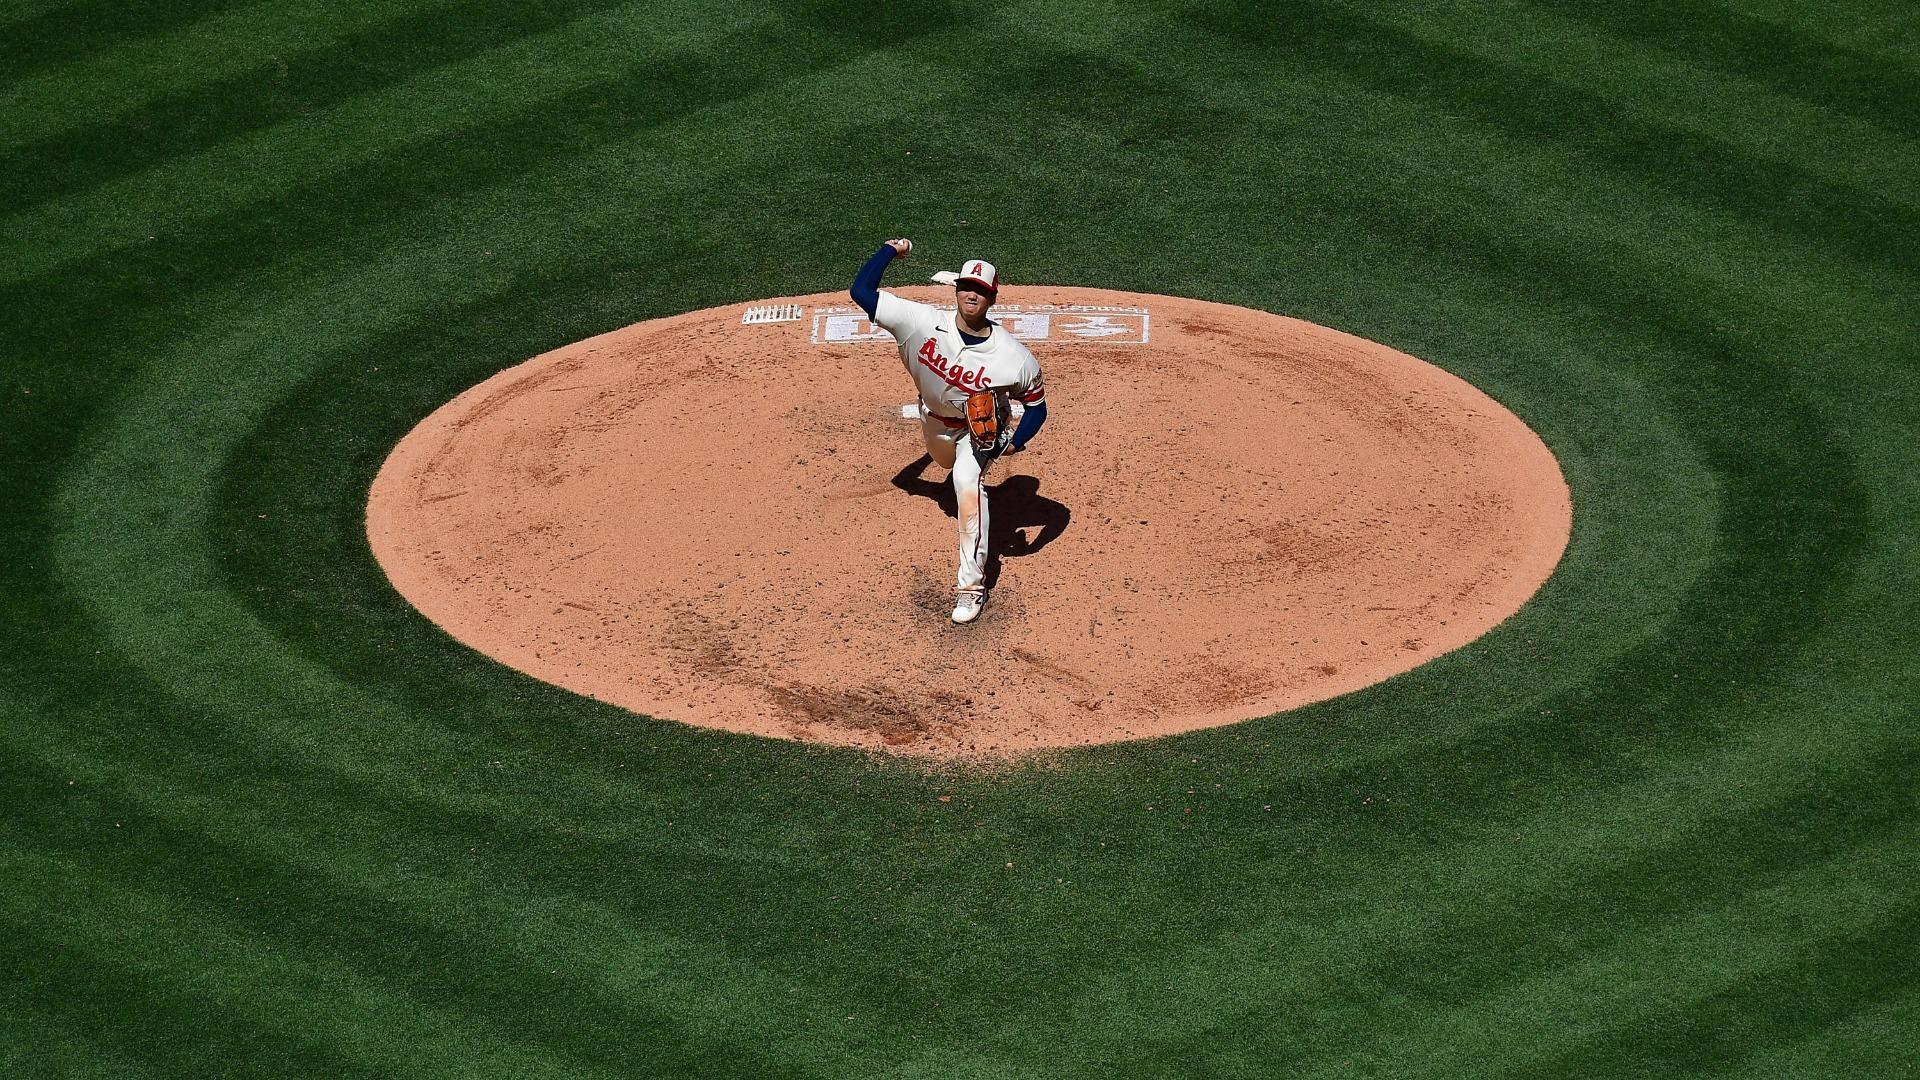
top-left (809, 305), bottom-right (1149, 345)
top-left (815, 313), bottom-right (893, 343)
top-left (1060, 316), bottom-right (1135, 338)
top-left (995, 313), bottom-right (1051, 339)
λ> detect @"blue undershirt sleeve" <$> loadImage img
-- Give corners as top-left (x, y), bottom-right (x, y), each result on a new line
top-left (1010, 401), bottom-right (1047, 451)
top-left (850, 244), bottom-right (896, 319)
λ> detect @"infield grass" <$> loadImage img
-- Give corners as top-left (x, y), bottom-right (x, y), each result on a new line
top-left (4, 0), bottom-right (1916, 1076)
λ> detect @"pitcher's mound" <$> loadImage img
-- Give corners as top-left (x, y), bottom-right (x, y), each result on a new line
top-left (367, 287), bottom-right (1569, 758)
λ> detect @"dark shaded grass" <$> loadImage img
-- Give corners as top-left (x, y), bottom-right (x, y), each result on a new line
top-left (3, 0), bottom-right (637, 211)
top-left (3, 763), bottom-right (819, 1079)
top-left (1187, 0), bottom-right (1918, 281)
top-left (1531, 0), bottom-right (1920, 138)
top-left (0, 0), bottom-right (241, 80)
top-left (2, 919), bottom-right (379, 1079)
top-left (1047, 736), bottom-right (1920, 1076)
top-left (0, 5), bottom-right (952, 329)
top-left (5, 0), bottom-right (962, 215)
top-left (1510, 902), bottom-right (1920, 1080)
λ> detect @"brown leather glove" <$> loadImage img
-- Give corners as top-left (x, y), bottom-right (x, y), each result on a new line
top-left (965, 390), bottom-right (1012, 458)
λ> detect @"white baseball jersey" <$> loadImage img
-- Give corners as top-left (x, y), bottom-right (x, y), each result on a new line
top-left (872, 291), bottom-right (1045, 420)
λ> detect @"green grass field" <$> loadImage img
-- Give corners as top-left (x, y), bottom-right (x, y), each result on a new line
top-left (5, 1), bottom-right (1917, 1075)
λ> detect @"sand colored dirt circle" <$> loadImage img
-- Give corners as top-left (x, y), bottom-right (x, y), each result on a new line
top-left (367, 287), bottom-right (1570, 758)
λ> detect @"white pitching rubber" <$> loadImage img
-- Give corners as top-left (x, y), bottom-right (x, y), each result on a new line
top-left (741, 304), bottom-right (802, 325)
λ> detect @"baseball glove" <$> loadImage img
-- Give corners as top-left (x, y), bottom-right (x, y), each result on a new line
top-left (965, 389), bottom-right (1012, 457)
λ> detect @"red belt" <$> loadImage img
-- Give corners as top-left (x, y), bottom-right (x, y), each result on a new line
top-left (924, 407), bottom-right (965, 428)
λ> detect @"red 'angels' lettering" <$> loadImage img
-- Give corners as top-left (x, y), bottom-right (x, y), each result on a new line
top-left (915, 338), bottom-right (987, 392)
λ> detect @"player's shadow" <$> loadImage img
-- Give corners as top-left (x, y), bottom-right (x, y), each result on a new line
top-left (890, 454), bottom-right (1071, 588)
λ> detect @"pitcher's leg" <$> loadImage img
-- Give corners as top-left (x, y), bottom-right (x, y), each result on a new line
top-left (952, 447), bottom-right (989, 595)
top-left (921, 413), bottom-right (958, 470)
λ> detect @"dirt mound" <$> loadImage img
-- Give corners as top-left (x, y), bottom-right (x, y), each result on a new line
top-left (367, 287), bottom-right (1570, 758)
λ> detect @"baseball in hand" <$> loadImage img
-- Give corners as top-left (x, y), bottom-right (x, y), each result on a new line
top-left (887, 238), bottom-right (912, 258)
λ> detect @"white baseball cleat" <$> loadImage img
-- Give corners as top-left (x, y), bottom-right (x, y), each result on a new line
top-left (951, 591), bottom-right (986, 624)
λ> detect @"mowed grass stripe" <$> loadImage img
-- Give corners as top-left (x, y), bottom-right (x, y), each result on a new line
top-left (20, 0), bottom-right (984, 796)
top-left (1182, 0), bottom-right (1917, 282)
top-left (0, 2), bottom-right (792, 282)
top-left (0, 846), bottom-right (631, 1079)
top-left (1734, 985), bottom-right (1920, 1078)
top-left (41, 0), bottom-right (1873, 883)
top-left (3, 0), bottom-right (630, 212)
top-left (9, 0), bottom-right (1918, 1073)
top-left (1296, 848), bottom-right (1920, 1080)
top-left (1510, 908), bottom-right (1920, 1078)
top-left (0, 6), bottom-right (924, 581)
top-left (3, 92), bottom-right (975, 1076)
top-left (918, 824), bottom-right (1920, 1079)
top-left (0, 1016), bottom-right (166, 1080)
top-left (921, 653), bottom-right (1912, 1060)
top-left (0, 857), bottom-right (380, 1078)
top-left (35, 42), bottom-right (982, 768)
top-left (951, 560), bottom-right (1914, 1062)
top-left (862, 0), bottom-right (1900, 1038)
top-left (176, 0), bottom-right (1858, 899)
top-left (1123, 13), bottom-right (1904, 340)
top-left (0, 0), bottom-right (242, 77)
top-left (1335, 0), bottom-right (1916, 203)
top-left (0, 0), bottom-right (413, 150)
top-left (0, 0), bottom-right (88, 28)
top-left (1, 731), bottom-right (847, 1079)
top-left (1167, 16), bottom-right (1916, 580)
top-left (0, 643), bottom-right (1041, 1076)
top-left (1048, 857), bottom-right (1920, 1080)
top-left (1010, 727), bottom-right (1920, 1077)
top-left (0, 5), bottom-right (878, 591)
top-left (1530, 0), bottom-right (1920, 137)
top-left (183, 212), bottom-right (1873, 1060)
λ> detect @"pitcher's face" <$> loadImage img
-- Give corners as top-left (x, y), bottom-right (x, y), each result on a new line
top-left (956, 283), bottom-right (993, 323)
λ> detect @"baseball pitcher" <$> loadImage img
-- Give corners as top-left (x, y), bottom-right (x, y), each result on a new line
top-left (851, 239), bottom-right (1048, 624)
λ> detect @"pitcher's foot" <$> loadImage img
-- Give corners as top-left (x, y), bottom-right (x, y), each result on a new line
top-left (951, 591), bottom-right (986, 624)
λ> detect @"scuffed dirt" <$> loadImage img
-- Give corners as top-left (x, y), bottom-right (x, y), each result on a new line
top-left (367, 287), bottom-right (1571, 758)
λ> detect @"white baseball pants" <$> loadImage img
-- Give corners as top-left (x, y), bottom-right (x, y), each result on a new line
top-left (920, 411), bottom-right (990, 595)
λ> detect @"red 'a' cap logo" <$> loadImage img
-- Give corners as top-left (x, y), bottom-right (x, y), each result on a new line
top-left (959, 260), bottom-right (998, 290)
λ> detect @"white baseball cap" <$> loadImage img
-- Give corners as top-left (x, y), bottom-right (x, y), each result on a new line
top-left (955, 259), bottom-right (999, 294)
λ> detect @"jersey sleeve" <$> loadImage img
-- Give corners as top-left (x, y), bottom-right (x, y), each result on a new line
top-left (872, 291), bottom-right (934, 339)
top-left (1014, 348), bottom-right (1046, 405)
